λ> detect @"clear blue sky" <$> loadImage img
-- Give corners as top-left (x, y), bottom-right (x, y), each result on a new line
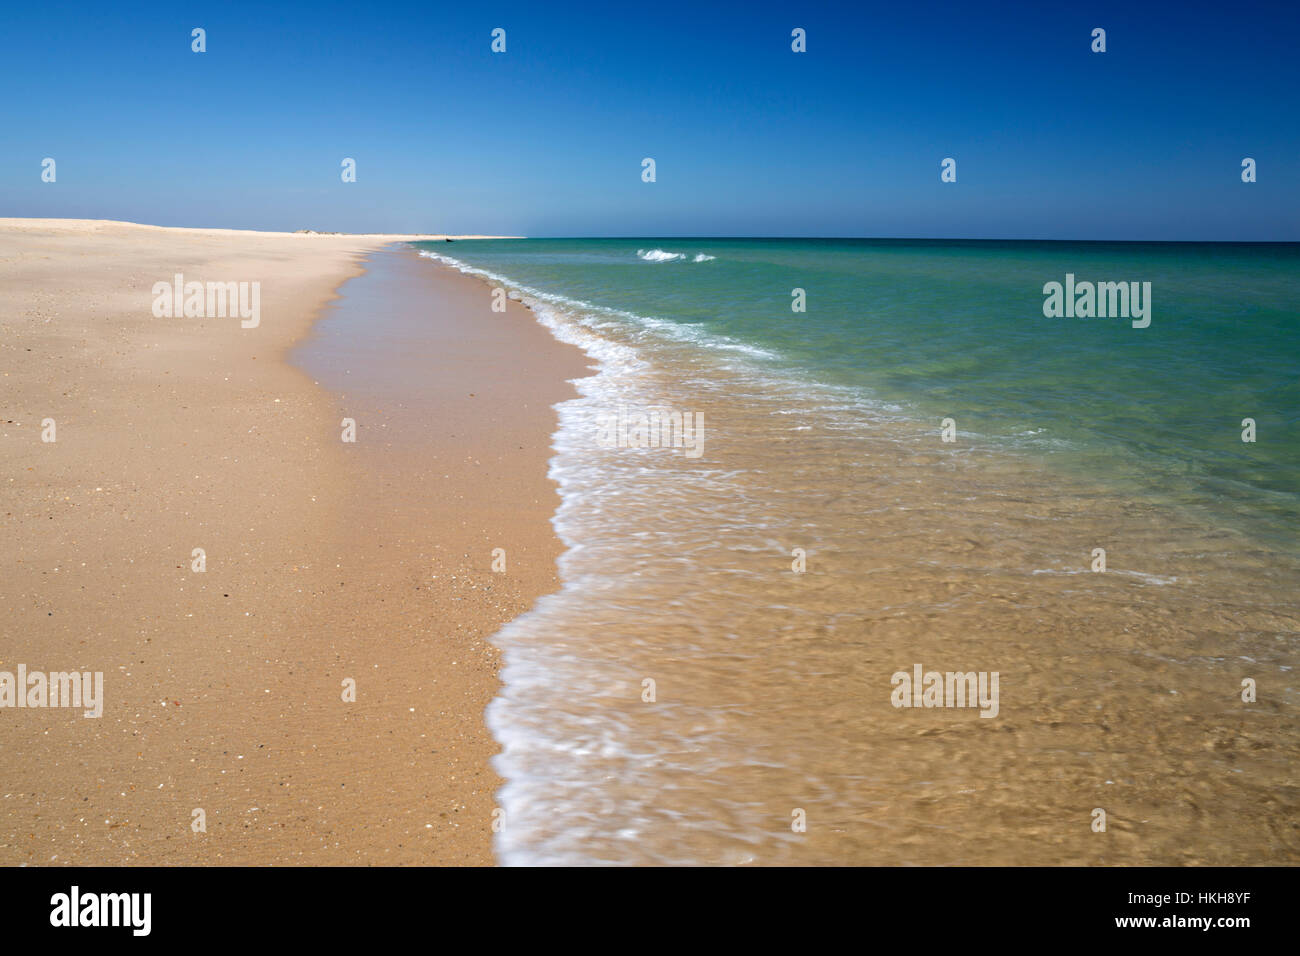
top-left (2, 0), bottom-right (1296, 238)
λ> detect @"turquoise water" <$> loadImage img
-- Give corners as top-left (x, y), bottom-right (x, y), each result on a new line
top-left (408, 239), bottom-right (1299, 865)
top-left (413, 238), bottom-right (1299, 551)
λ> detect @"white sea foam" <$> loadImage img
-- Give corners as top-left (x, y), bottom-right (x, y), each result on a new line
top-left (1030, 568), bottom-right (1179, 585)
top-left (418, 249), bottom-right (772, 361)
top-left (634, 248), bottom-right (716, 263)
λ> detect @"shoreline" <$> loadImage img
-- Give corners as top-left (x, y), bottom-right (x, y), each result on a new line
top-left (0, 219), bottom-right (580, 865)
top-left (422, 239), bottom-right (1300, 866)
top-left (0, 218), bottom-right (520, 240)
top-left (290, 244), bottom-right (592, 864)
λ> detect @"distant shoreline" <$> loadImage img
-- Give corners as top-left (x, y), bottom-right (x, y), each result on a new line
top-left (0, 217), bottom-right (519, 240)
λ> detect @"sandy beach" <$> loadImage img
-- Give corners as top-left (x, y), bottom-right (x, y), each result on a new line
top-left (4, 221), bottom-right (1296, 869)
top-left (0, 219), bottom-right (587, 865)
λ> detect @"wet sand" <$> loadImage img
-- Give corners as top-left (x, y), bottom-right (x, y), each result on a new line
top-left (0, 220), bottom-right (584, 865)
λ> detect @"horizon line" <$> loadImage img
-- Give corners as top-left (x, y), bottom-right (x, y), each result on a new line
top-left (8, 219), bottom-right (1299, 244)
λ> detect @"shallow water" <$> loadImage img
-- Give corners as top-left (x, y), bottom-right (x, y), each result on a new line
top-left (413, 239), bottom-right (1299, 865)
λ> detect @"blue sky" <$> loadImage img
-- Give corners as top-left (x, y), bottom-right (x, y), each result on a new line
top-left (1, 0), bottom-right (1296, 238)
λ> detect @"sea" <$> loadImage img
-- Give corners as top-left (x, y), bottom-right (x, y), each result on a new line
top-left (410, 238), bottom-right (1299, 865)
